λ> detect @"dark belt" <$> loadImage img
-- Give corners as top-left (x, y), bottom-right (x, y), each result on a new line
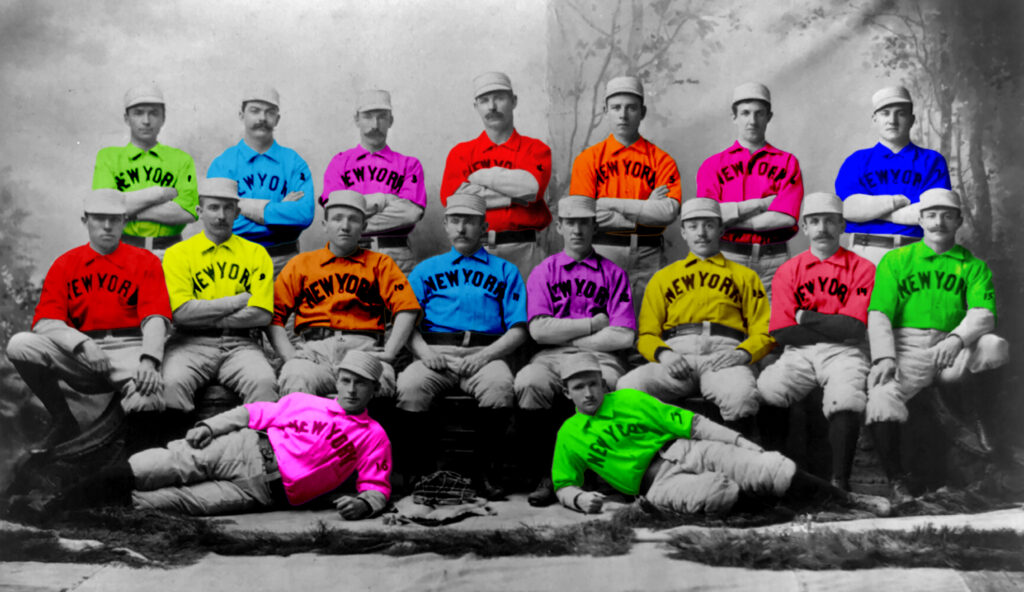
top-left (84, 327), bottom-right (142, 339)
top-left (422, 331), bottom-right (502, 347)
top-left (264, 242), bottom-right (299, 257)
top-left (359, 235), bottom-right (410, 249)
top-left (719, 240), bottom-right (788, 257)
top-left (662, 322), bottom-right (746, 342)
top-left (492, 230), bottom-right (537, 245)
top-left (593, 233), bottom-right (663, 248)
top-left (256, 432), bottom-right (290, 507)
top-left (121, 234), bottom-right (182, 250)
top-left (176, 327), bottom-right (254, 339)
top-left (850, 233), bottom-right (921, 249)
top-left (299, 326), bottom-right (384, 345)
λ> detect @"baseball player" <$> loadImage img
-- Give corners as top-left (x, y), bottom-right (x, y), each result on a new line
top-left (617, 198), bottom-right (773, 435)
top-left (866, 188), bottom-right (1008, 503)
top-left (569, 76), bottom-right (682, 310)
top-left (553, 353), bottom-right (891, 517)
top-left (6, 190), bottom-right (171, 452)
top-left (756, 193), bottom-right (876, 491)
top-left (158, 178), bottom-right (277, 424)
top-left (696, 82), bottom-right (804, 296)
top-left (440, 71), bottom-right (552, 281)
top-left (37, 350), bottom-right (392, 518)
top-left (270, 190), bottom-right (421, 398)
top-left (835, 85), bottom-right (952, 265)
top-left (394, 191), bottom-right (528, 499)
top-left (513, 195), bottom-right (636, 506)
top-left (207, 87), bottom-right (315, 276)
top-left (320, 90), bottom-right (426, 275)
top-left (92, 83), bottom-right (199, 257)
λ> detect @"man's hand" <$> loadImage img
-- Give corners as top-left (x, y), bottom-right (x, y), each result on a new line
top-left (657, 350), bottom-right (692, 381)
top-left (233, 292), bottom-right (252, 310)
top-left (590, 313), bottom-right (610, 333)
top-left (576, 491), bottom-right (605, 514)
top-left (868, 358), bottom-right (897, 388)
top-left (334, 495), bottom-right (372, 520)
top-left (707, 349), bottom-right (751, 372)
top-left (133, 357), bottom-right (163, 399)
top-left (162, 187), bottom-right (179, 201)
top-left (368, 348), bottom-right (396, 366)
top-left (932, 335), bottom-right (964, 369)
top-left (649, 185), bottom-right (670, 200)
top-left (891, 194), bottom-right (912, 210)
top-left (283, 191), bottom-right (304, 202)
top-left (734, 436), bottom-right (764, 453)
top-left (454, 350), bottom-right (492, 377)
top-left (419, 348), bottom-right (449, 373)
top-left (78, 340), bottom-right (112, 375)
top-left (186, 425), bottom-right (214, 449)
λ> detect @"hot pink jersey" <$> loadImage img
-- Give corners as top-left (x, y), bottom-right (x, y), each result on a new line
top-left (769, 247), bottom-right (875, 332)
top-left (246, 393), bottom-right (391, 505)
top-left (696, 141), bottom-right (803, 244)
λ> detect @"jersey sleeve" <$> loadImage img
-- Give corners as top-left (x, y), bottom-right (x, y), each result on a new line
top-left (31, 258), bottom-right (71, 327)
top-left (834, 153), bottom-right (863, 199)
top-left (924, 153), bottom-right (953, 192)
top-left (551, 425), bottom-right (587, 490)
top-left (965, 259), bottom-right (997, 318)
top-left (655, 150), bottom-right (682, 202)
top-left (205, 150), bottom-right (234, 182)
top-left (246, 244), bottom-right (275, 313)
top-left (172, 153), bottom-right (199, 220)
top-left (768, 260), bottom-right (798, 332)
top-left (91, 148), bottom-right (118, 190)
top-left (245, 398), bottom-right (286, 430)
top-left (867, 250), bottom-right (900, 319)
top-left (137, 252), bottom-right (173, 321)
top-left (501, 264), bottom-right (529, 330)
top-left (636, 270), bottom-right (671, 361)
top-left (736, 270), bottom-right (773, 362)
top-left (528, 140), bottom-right (553, 203)
top-left (272, 258), bottom-right (302, 327)
top-left (605, 263), bottom-right (636, 330)
top-left (632, 389), bottom-right (693, 438)
top-left (378, 255), bottom-right (421, 315)
top-left (768, 154), bottom-right (803, 218)
top-left (525, 260), bottom-right (554, 319)
top-left (400, 157), bottom-right (428, 208)
top-left (694, 155), bottom-right (722, 200)
top-left (568, 147), bottom-right (597, 198)
top-left (440, 144), bottom-right (470, 205)
top-left (354, 430), bottom-right (392, 499)
top-left (321, 153), bottom-right (345, 202)
top-left (162, 244), bottom-right (196, 312)
top-left (260, 155), bottom-right (315, 229)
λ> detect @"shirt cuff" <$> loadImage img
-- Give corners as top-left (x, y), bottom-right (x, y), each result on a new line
top-left (356, 489), bottom-right (388, 515)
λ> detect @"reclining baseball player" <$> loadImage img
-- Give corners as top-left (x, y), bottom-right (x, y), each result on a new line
top-left (33, 350), bottom-right (392, 519)
top-left (552, 352), bottom-right (891, 517)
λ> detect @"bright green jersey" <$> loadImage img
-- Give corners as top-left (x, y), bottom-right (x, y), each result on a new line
top-left (869, 241), bottom-right (996, 332)
top-left (552, 388), bottom-right (694, 495)
top-left (93, 142), bottom-right (199, 237)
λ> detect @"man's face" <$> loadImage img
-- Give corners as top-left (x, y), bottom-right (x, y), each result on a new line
top-left (872, 104), bottom-right (914, 145)
top-left (801, 213), bottom-right (844, 252)
top-left (919, 207), bottom-right (962, 243)
top-left (240, 100), bottom-right (280, 140)
top-left (355, 109), bottom-right (393, 148)
top-left (564, 371), bottom-right (606, 416)
top-left (605, 94), bottom-right (645, 139)
top-left (681, 217), bottom-right (723, 258)
top-left (82, 213), bottom-right (126, 253)
top-left (557, 216), bottom-right (597, 253)
top-left (336, 369), bottom-right (378, 415)
top-left (197, 197), bottom-right (239, 241)
top-left (473, 90), bottom-right (516, 131)
top-left (124, 104), bottom-right (165, 146)
top-left (323, 206), bottom-right (367, 253)
top-left (732, 100), bottom-right (771, 145)
top-left (444, 213), bottom-right (487, 253)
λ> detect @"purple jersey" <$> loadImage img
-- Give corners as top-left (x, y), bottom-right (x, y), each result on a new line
top-left (527, 251), bottom-right (636, 330)
top-left (322, 145), bottom-right (426, 210)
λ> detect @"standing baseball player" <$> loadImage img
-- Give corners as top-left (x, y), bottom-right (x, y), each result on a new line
top-left (92, 83), bottom-right (199, 257)
top-left (270, 190), bottom-right (421, 398)
top-left (207, 87), bottom-right (315, 276)
top-left (569, 76), bottom-right (682, 309)
top-left (37, 350), bottom-right (392, 518)
top-left (866, 188), bottom-right (1008, 503)
top-left (756, 193), bottom-right (876, 490)
top-left (440, 71), bottom-right (552, 281)
top-left (6, 190), bottom-right (170, 452)
top-left (321, 89), bottom-right (426, 275)
top-left (617, 198), bottom-right (772, 435)
top-left (158, 178), bottom-right (277, 426)
top-left (836, 86), bottom-right (952, 265)
top-left (513, 195), bottom-right (636, 506)
top-left (696, 82), bottom-right (804, 296)
top-left (395, 191), bottom-right (528, 499)
top-left (552, 353), bottom-right (890, 517)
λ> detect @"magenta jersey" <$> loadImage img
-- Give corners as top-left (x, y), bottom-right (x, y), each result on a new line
top-left (526, 251), bottom-right (636, 330)
top-left (321, 144), bottom-right (426, 211)
top-left (246, 393), bottom-right (391, 505)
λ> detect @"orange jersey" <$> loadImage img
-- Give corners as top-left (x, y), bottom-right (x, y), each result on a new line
top-left (273, 246), bottom-right (421, 333)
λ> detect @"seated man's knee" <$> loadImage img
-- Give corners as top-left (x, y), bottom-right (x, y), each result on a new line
top-left (865, 382), bottom-right (909, 424)
top-left (973, 333), bottom-right (1010, 372)
top-left (513, 364), bottom-right (555, 410)
top-left (822, 384), bottom-right (867, 418)
top-left (396, 364), bottom-right (434, 412)
top-left (5, 332), bottom-right (45, 364)
top-left (707, 373), bottom-right (760, 421)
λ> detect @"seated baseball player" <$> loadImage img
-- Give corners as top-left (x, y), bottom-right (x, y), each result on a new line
top-left (38, 350), bottom-right (392, 518)
top-left (6, 190), bottom-right (171, 452)
top-left (513, 195), bottom-right (636, 506)
top-left (553, 353), bottom-right (891, 517)
top-left (270, 190), bottom-right (420, 398)
top-left (756, 193), bottom-right (876, 491)
top-left (158, 178), bottom-right (277, 426)
top-left (866, 188), bottom-right (1008, 504)
top-left (617, 198), bottom-right (773, 435)
top-left (395, 191), bottom-right (528, 499)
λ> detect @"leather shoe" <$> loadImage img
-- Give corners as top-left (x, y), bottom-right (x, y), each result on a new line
top-left (527, 478), bottom-right (557, 507)
top-left (890, 478), bottom-right (914, 506)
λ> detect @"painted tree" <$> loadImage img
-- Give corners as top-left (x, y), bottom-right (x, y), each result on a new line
top-left (0, 169), bottom-right (39, 351)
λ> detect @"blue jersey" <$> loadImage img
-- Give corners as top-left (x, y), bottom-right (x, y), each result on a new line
top-left (207, 140), bottom-right (315, 247)
top-left (408, 247), bottom-right (527, 334)
top-left (835, 142), bottom-right (951, 237)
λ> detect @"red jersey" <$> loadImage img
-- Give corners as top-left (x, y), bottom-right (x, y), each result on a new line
top-left (32, 242), bottom-right (172, 331)
top-left (769, 247), bottom-right (875, 332)
top-left (440, 130), bottom-right (552, 233)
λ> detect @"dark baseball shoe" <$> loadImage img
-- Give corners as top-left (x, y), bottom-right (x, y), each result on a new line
top-left (889, 479), bottom-right (915, 506)
top-left (847, 492), bottom-right (892, 517)
top-left (830, 476), bottom-right (850, 492)
top-left (527, 478), bottom-right (557, 507)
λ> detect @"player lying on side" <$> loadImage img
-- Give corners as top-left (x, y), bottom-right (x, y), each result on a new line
top-left (552, 353), bottom-right (891, 517)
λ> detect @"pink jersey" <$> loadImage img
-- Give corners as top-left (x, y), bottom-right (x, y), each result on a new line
top-left (246, 393), bottom-right (391, 505)
top-left (321, 144), bottom-right (427, 214)
top-left (769, 247), bottom-right (875, 332)
top-left (696, 141), bottom-right (803, 244)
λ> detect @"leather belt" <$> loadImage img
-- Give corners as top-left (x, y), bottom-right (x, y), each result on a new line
top-left (594, 233), bottom-right (663, 248)
top-left (264, 242), bottom-right (299, 257)
top-left (850, 233), bottom-right (921, 248)
top-left (84, 327), bottom-right (142, 339)
top-left (662, 322), bottom-right (746, 342)
top-left (491, 230), bottom-right (537, 245)
top-left (359, 235), bottom-right (410, 249)
top-left (422, 331), bottom-right (501, 347)
top-left (256, 432), bottom-right (290, 507)
top-left (299, 326), bottom-right (384, 345)
top-left (121, 234), bottom-right (182, 250)
top-left (719, 240), bottom-right (788, 257)
top-left (177, 327), bottom-right (254, 339)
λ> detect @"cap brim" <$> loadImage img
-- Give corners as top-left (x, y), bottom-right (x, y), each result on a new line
top-left (446, 206), bottom-right (485, 216)
top-left (475, 84), bottom-right (512, 98)
top-left (357, 103), bottom-right (391, 112)
top-left (874, 99), bottom-right (912, 111)
top-left (338, 366), bottom-right (377, 382)
top-left (126, 96), bottom-right (164, 108)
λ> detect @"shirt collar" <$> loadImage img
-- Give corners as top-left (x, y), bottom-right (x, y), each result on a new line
top-left (682, 251), bottom-right (728, 268)
top-left (82, 242), bottom-right (131, 268)
top-left (476, 129), bottom-right (522, 152)
top-left (236, 138), bottom-right (283, 163)
top-left (318, 244), bottom-right (369, 266)
top-left (327, 399), bottom-right (371, 424)
top-left (449, 245), bottom-right (490, 264)
top-left (553, 250), bottom-right (602, 271)
top-left (802, 247), bottom-right (852, 270)
top-left (124, 142), bottom-right (166, 161)
top-left (918, 241), bottom-right (967, 261)
top-left (604, 134), bottom-right (651, 157)
top-left (196, 231), bottom-right (242, 253)
top-left (353, 144), bottom-right (396, 162)
top-left (872, 141), bottom-right (919, 157)
top-left (726, 140), bottom-right (780, 156)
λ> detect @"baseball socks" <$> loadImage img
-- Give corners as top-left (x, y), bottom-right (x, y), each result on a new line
top-left (8, 359), bottom-right (81, 452)
top-left (756, 404), bottom-right (790, 452)
top-left (48, 460), bottom-right (136, 512)
top-left (473, 407), bottom-right (511, 500)
top-left (827, 411), bottom-right (862, 491)
top-left (786, 467), bottom-right (892, 517)
top-left (870, 420), bottom-right (914, 505)
top-left (515, 409), bottom-right (559, 507)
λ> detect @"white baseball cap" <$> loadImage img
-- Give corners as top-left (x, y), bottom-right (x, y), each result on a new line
top-left (322, 190), bottom-right (368, 215)
top-left (336, 350), bottom-right (383, 383)
top-left (918, 188), bottom-right (961, 212)
top-left (680, 198), bottom-right (722, 221)
top-left (560, 352), bottom-right (603, 381)
top-left (124, 83), bottom-right (164, 110)
top-left (473, 72), bottom-right (513, 98)
top-left (801, 192), bottom-right (844, 217)
top-left (242, 86), bottom-right (280, 108)
top-left (84, 189), bottom-right (127, 215)
top-left (357, 89), bottom-right (392, 113)
top-left (732, 82), bottom-right (771, 106)
top-left (872, 86), bottom-right (913, 112)
top-left (605, 76), bottom-right (644, 101)
top-left (446, 192), bottom-right (487, 216)
top-left (198, 177), bottom-right (240, 201)
top-left (557, 195), bottom-right (597, 218)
